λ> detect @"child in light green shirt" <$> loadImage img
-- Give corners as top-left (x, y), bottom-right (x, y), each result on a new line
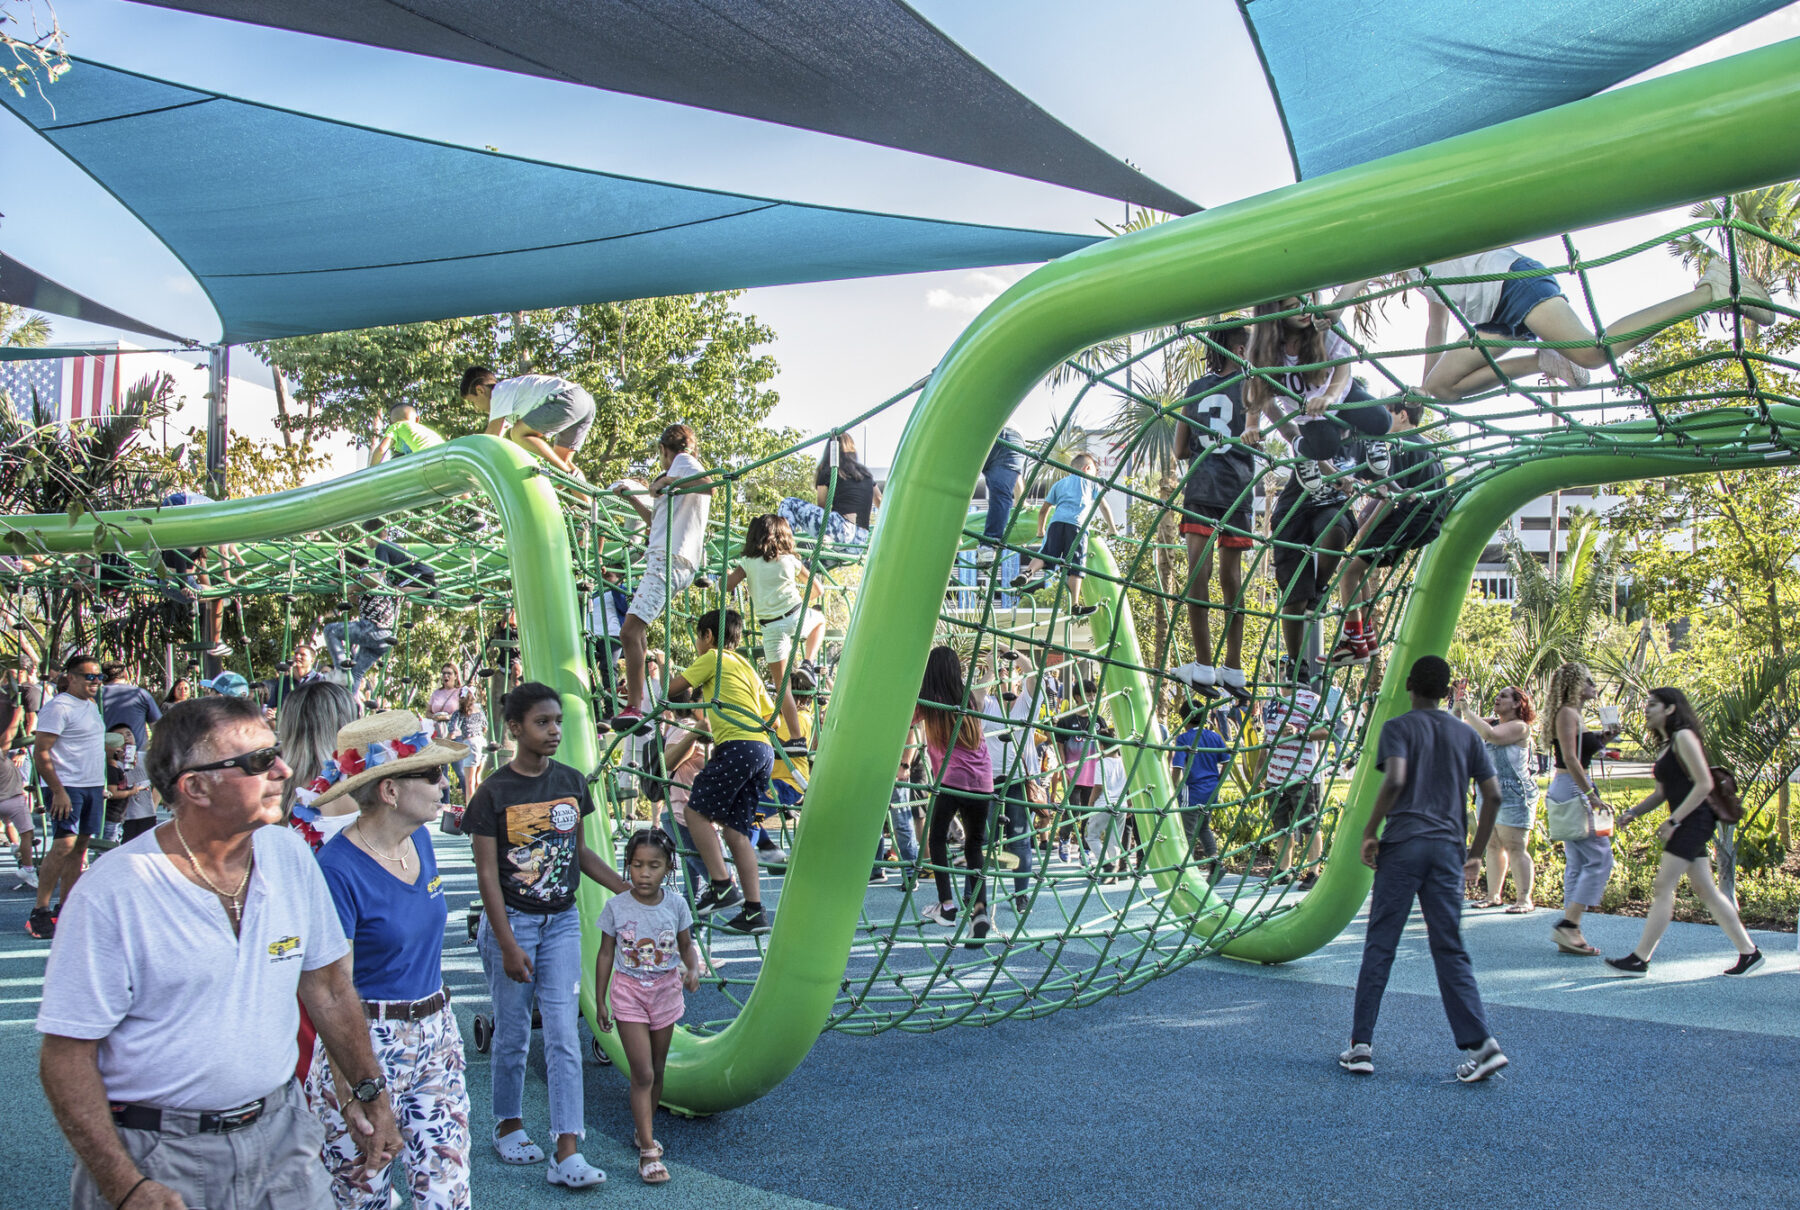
top-left (369, 402), bottom-right (445, 465)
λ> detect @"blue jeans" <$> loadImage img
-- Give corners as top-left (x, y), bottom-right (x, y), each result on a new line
top-left (981, 428), bottom-right (1024, 544)
top-left (998, 781), bottom-right (1035, 892)
top-left (476, 906), bottom-right (586, 1139)
top-left (324, 618), bottom-right (395, 694)
top-left (664, 806), bottom-right (710, 898)
top-left (1351, 838), bottom-right (1491, 1050)
top-left (883, 784), bottom-right (919, 864)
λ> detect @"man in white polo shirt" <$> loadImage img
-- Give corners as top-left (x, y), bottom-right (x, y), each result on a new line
top-left (28, 654), bottom-right (108, 940)
top-left (37, 696), bottom-right (401, 1209)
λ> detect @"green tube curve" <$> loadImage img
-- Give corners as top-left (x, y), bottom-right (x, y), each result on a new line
top-left (657, 36), bottom-right (1800, 1112)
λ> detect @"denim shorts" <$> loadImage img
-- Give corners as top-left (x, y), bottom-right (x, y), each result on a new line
top-left (51, 785), bottom-right (106, 839)
top-left (1478, 255), bottom-right (1565, 340)
top-left (1039, 520), bottom-right (1087, 569)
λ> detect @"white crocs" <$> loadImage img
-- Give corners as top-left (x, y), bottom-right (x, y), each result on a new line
top-left (493, 1128), bottom-right (545, 1165)
top-left (546, 1153), bottom-right (607, 1188)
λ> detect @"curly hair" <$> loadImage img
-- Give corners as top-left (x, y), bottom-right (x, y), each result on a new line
top-left (743, 513), bottom-right (796, 562)
top-left (1502, 684), bottom-right (1537, 726)
top-left (1540, 661), bottom-right (1590, 751)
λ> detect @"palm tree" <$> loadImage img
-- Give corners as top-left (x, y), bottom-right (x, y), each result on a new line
top-left (1483, 512), bottom-right (1623, 700)
top-left (1667, 184), bottom-right (1800, 330)
top-left (1099, 369), bottom-right (1187, 663)
top-left (1, 302), bottom-right (51, 348)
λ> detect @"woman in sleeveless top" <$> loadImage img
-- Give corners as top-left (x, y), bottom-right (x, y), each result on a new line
top-left (1606, 687), bottom-right (1762, 977)
top-left (1453, 681), bottom-right (1537, 911)
top-left (1541, 663), bottom-right (1615, 955)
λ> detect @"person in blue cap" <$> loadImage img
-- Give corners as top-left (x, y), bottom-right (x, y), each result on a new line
top-left (200, 672), bottom-right (252, 700)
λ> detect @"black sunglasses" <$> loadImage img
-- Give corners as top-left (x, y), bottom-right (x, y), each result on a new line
top-left (396, 765), bottom-right (447, 786)
top-left (180, 743), bottom-right (284, 779)
top-left (79, 672), bottom-right (103, 682)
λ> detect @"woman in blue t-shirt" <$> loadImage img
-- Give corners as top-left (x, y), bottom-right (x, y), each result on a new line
top-left (305, 709), bottom-right (474, 1210)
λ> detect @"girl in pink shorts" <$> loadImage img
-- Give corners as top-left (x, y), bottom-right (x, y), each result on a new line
top-left (595, 828), bottom-right (700, 1185)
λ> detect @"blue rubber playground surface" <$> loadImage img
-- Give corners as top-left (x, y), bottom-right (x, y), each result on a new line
top-left (6, 833), bottom-right (1797, 1209)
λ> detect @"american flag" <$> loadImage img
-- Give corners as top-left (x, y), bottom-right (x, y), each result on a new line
top-left (0, 349), bottom-right (122, 423)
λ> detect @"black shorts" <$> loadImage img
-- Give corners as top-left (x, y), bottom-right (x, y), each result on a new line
top-left (1181, 494), bottom-right (1254, 544)
top-left (1039, 520), bottom-right (1087, 570)
top-left (1269, 782), bottom-right (1320, 837)
top-left (1270, 488), bottom-right (1351, 610)
top-left (1360, 504), bottom-right (1442, 568)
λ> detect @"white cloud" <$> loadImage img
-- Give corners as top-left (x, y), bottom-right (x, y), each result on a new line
top-left (924, 269), bottom-right (1018, 315)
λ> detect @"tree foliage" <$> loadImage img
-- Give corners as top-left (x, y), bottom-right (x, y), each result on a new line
top-left (250, 295), bottom-right (801, 493)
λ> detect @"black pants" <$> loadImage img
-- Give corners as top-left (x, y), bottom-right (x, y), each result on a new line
top-left (121, 817), bottom-right (157, 842)
top-left (927, 789), bottom-right (990, 907)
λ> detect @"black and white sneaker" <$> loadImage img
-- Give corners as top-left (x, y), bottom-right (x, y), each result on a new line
top-left (965, 910), bottom-right (992, 949)
top-left (1724, 948), bottom-right (1765, 976)
top-left (717, 908), bottom-right (771, 935)
top-left (1338, 1043), bottom-right (1373, 1075)
top-left (1604, 953), bottom-right (1650, 976)
top-left (1455, 1037), bottom-right (1508, 1083)
top-left (693, 883), bottom-right (743, 916)
top-left (25, 906), bottom-right (54, 940)
top-left (1294, 460), bottom-right (1330, 498)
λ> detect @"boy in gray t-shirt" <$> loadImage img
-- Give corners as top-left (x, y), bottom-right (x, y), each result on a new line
top-left (1341, 656), bottom-right (1506, 1085)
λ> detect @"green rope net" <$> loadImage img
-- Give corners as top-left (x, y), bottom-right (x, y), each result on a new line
top-left (3, 204), bottom-right (1799, 1098)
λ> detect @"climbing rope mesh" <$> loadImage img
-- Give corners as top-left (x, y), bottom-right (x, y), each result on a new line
top-left (5, 219), bottom-right (1798, 1037)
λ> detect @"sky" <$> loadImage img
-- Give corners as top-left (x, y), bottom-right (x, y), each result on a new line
top-left (5, 0), bottom-right (1800, 467)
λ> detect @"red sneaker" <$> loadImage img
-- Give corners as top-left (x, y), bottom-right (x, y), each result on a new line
top-left (609, 708), bottom-right (650, 735)
top-left (1327, 639), bottom-right (1371, 667)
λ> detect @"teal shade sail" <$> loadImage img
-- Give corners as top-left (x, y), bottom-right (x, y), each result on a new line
top-left (2, 58), bottom-right (1102, 343)
top-left (1239, 0), bottom-right (1792, 178)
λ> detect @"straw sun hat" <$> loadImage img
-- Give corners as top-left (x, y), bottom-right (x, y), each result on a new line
top-left (307, 709), bottom-right (467, 809)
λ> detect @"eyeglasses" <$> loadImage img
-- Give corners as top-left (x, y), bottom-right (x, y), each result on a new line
top-left (396, 765), bottom-right (447, 786)
top-left (179, 743), bottom-right (284, 779)
top-left (79, 673), bottom-right (103, 682)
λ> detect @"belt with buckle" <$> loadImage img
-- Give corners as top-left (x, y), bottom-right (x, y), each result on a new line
top-left (363, 986), bottom-right (449, 1022)
top-left (761, 602), bottom-right (805, 624)
top-left (111, 1097), bottom-right (267, 1135)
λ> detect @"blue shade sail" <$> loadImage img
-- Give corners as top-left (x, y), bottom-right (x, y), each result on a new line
top-left (131, 0), bottom-right (1196, 214)
top-left (1, 253), bottom-right (193, 344)
top-left (1239, 0), bottom-right (1792, 179)
top-left (2, 58), bottom-right (1103, 343)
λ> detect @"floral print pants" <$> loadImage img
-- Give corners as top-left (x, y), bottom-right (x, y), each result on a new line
top-left (303, 1005), bottom-right (473, 1210)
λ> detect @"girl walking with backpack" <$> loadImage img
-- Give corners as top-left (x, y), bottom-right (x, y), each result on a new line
top-left (1606, 687), bottom-right (1763, 977)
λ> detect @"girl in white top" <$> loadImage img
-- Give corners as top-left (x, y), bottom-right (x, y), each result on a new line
top-left (724, 514), bottom-right (823, 747)
top-left (1397, 246), bottom-right (1775, 401)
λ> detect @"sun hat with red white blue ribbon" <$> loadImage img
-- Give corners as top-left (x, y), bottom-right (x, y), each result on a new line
top-left (305, 709), bottom-right (467, 809)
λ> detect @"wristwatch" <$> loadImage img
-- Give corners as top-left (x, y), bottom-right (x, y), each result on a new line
top-left (350, 1074), bottom-right (388, 1103)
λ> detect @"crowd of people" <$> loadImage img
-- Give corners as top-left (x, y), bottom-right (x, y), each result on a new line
top-left (15, 267), bottom-right (1783, 1205)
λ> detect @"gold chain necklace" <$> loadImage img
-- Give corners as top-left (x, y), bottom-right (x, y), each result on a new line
top-left (354, 821), bottom-right (411, 872)
top-left (173, 820), bottom-right (254, 925)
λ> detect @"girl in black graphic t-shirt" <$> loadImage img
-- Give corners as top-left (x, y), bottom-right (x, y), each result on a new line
top-left (467, 682), bottom-right (627, 1186)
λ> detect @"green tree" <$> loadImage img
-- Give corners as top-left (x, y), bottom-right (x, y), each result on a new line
top-left (250, 295), bottom-right (797, 492)
top-left (1, 302), bottom-right (49, 347)
top-left (1667, 184), bottom-right (1800, 328)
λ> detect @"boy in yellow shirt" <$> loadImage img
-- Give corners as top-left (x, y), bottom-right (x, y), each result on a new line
top-left (667, 608), bottom-right (776, 934)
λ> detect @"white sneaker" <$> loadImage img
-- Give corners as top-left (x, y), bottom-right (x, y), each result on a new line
top-left (1455, 1037), bottom-right (1509, 1083)
top-left (1702, 258), bottom-right (1778, 326)
top-left (921, 902), bottom-right (957, 927)
top-left (1167, 662), bottom-right (1217, 689)
top-left (546, 1154), bottom-right (606, 1188)
top-left (1338, 1043), bottom-right (1373, 1075)
top-left (1217, 666), bottom-right (1248, 697)
top-left (1536, 346), bottom-right (1591, 389)
top-left (15, 866), bottom-right (38, 890)
top-left (974, 546), bottom-right (997, 567)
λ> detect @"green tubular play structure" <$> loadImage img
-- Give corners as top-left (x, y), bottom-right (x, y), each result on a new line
top-left (0, 433), bottom-right (610, 882)
top-left (2, 36), bottom-right (1797, 1117)
top-left (662, 37), bottom-right (1800, 1111)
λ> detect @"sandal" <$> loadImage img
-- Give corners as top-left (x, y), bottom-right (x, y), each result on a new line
top-left (1504, 902), bottom-right (1535, 914)
top-left (1476, 898), bottom-right (1506, 909)
top-left (493, 1128), bottom-right (546, 1165)
top-left (636, 1138), bottom-right (670, 1185)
